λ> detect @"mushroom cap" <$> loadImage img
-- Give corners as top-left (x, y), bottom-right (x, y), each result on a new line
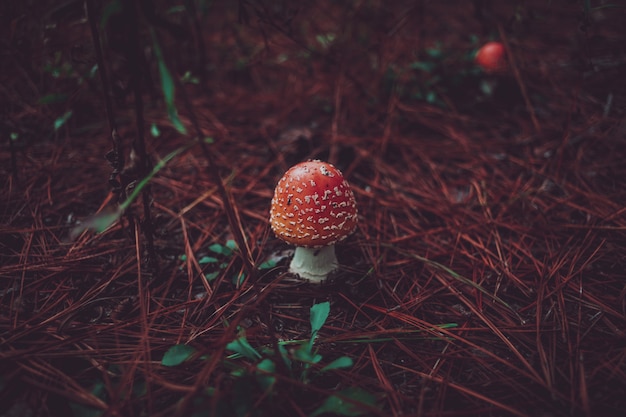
top-left (270, 160), bottom-right (358, 248)
top-left (475, 41), bottom-right (507, 73)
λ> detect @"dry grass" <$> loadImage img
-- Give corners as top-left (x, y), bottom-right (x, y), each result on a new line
top-left (2, 1), bottom-right (626, 416)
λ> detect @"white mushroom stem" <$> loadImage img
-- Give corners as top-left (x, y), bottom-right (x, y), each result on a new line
top-left (289, 245), bottom-right (338, 283)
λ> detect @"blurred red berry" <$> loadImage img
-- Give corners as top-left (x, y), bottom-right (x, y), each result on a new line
top-left (475, 41), bottom-right (507, 73)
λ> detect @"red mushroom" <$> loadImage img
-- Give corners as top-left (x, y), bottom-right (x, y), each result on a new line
top-left (475, 41), bottom-right (507, 73)
top-left (269, 160), bottom-right (358, 282)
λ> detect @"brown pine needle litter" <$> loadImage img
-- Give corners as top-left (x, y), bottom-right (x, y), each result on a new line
top-left (1, 1), bottom-right (625, 416)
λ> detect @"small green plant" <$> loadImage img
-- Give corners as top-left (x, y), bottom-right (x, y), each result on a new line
top-left (202, 240), bottom-right (242, 285)
top-left (180, 240), bottom-right (276, 286)
top-left (227, 302), bottom-right (356, 382)
top-left (162, 302), bottom-right (379, 417)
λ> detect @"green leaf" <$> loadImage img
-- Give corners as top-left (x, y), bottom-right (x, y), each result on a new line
top-left (426, 91), bottom-right (437, 104)
top-left (209, 243), bottom-right (233, 256)
top-left (226, 336), bottom-right (261, 361)
top-left (426, 46), bottom-right (444, 59)
top-left (161, 344), bottom-right (197, 367)
top-left (294, 343), bottom-right (322, 364)
top-left (306, 301), bottom-right (330, 355)
top-left (225, 240), bottom-right (238, 251)
top-left (255, 358), bottom-right (276, 391)
top-left (258, 259), bottom-right (277, 270)
top-left (480, 79), bottom-right (495, 96)
top-left (198, 256), bottom-right (219, 264)
top-left (409, 61), bottom-right (437, 73)
top-left (232, 272), bottom-right (246, 286)
top-left (204, 271), bottom-right (219, 281)
top-left (309, 387), bottom-right (377, 417)
top-left (316, 33), bottom-right (336, 48)
top-left (54, 110), bottom-right (73, 131)
top-left (320, 356), bottom-right (353, 372)
top-left (89, 64), bottom-right (98, 79)
top-left (150, 123), bottom-right (161, 137)
top-left (181, 70), bottom-right (199, 84)
top-left (70, 207), bottom-right (123, 240)
top-left (310, 302), bottom-right (330, 335)
top-left (277, 343), bottom-right (292, 371)
top-left (39, 93), bottom-right (67, 104)
top-left (151, 30), bottom-right (187, 134)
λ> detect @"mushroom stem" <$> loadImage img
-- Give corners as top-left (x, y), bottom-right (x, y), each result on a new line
top-left (289, 245), bottom-right (338, 283)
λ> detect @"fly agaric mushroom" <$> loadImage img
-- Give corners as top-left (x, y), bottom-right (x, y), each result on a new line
top-left (269, 160), bottom-right (358, 283)
top-left (475, 41), bottom-right (507, 73)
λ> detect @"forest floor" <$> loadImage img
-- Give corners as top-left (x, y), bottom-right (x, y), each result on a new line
top-left (2, 1), bottom-right (626, 416)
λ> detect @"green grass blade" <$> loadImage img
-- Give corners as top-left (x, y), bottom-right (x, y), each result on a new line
top-left (71, 141), bottom-right (195, 239)
top-left (388, 246), bottom-right (524, 323)
top-left (320, 356), bottom-right (353, 372)
top-left (54, 110), bottom-right (73, 131)
top-left (161, 344), bottom-right (197, 367)
top-left (151, 29), bottom-right (187, 134)
top-left (309, 387), bottom-right (378, 417)
top-left (119, 141), bottom-right (195, 212)
top-left (226, 335), bottom-right (262, 361)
